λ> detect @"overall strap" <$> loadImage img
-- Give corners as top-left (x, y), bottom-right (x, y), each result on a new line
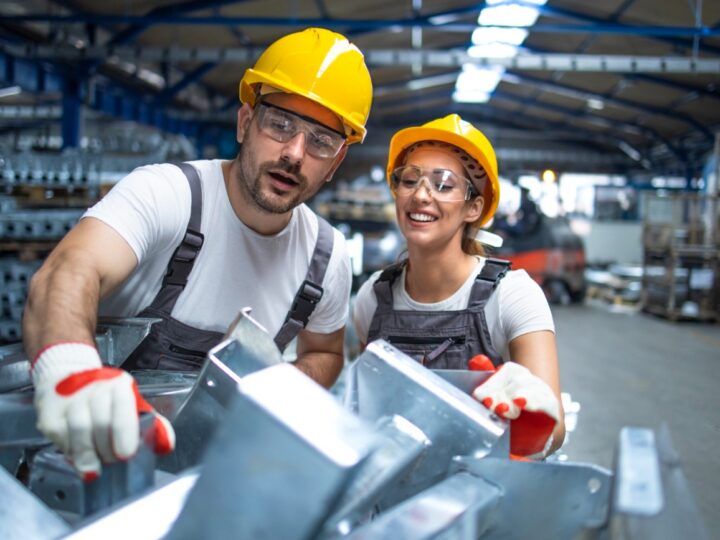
top-left (147, 162), bottom-right (205, 314)
top-left (372, 261), bottom-right (406, 312)
top-left (468, 258), bottom-right (511, 308)
top-left (366, 261), bottom-right (405, 343)
top-left (274, 216), bottom-right (335, 352)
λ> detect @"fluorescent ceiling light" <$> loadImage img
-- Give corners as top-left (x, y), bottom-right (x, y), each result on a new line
top-left (478, 0), bottom-right (547, 28)
top-left (479, 5), bottom-right (540, 28)
top-left (587, 98), bottom-right (605, 110)
top-left (453, 89), bottom-right (491, 103)
top-left (0, 85), bottom-right (22, 99)
top-left (472, 27), bottom-right (528, 46)
top-left (457, 65), bottom-right (504, 93)
top-left (485, 0), bottom-right (548, 7)
top-left (454, 65), bottom-right (503, 102)
top-left (454, 0), bottom-right (547, 105)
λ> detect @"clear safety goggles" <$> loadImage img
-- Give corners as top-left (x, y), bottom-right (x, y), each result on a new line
top-left (390, 165), bottom-right (478, 202)
top-left (255, 101), bottom-right (346, 159)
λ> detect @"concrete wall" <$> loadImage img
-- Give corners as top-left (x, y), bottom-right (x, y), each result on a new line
top-left (571, 219), bottom-right (643, 265)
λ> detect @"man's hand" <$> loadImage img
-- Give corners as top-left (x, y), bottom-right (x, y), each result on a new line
top-left (32, 343), bottom-right (175, 481)
top-left (471, 361), bottom-right (560, 458)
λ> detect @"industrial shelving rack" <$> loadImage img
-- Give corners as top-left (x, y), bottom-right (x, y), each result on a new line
top-left (0, 151), bottom-right (153, 343)
top-left (641, 193), bottom-right (719, 322)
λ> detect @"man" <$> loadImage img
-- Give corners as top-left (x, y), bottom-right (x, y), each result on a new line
top-left (22, 28), bottom-right (373, 479)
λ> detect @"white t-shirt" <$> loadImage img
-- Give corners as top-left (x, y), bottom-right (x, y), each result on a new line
top-left (352, 258), bottom-right (554, 363)
top-left (84, 160), bottom-right (351, 337)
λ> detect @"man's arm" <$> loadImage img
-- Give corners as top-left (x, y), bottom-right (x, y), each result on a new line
top-left (21, 218), bottom-right (178, 480)
top-left (23, 217), bottom-right (138, 357)
top-left (294, 327), bottom-right (345, 389)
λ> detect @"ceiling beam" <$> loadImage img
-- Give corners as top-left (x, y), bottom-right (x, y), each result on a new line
top-left (5, 43), bottom-right (719, 74)
top-left (107, 0), bottom-right (248, 46)
top-left (2, 13), bottom-right (720, 38)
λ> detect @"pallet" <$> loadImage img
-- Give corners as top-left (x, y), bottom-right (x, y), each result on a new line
top-left (586, 285), bottom-right (641, 307)
top-left (10, 184), bottom-right (113, 209)
top-left (642, 302), bottom-right (719, 323)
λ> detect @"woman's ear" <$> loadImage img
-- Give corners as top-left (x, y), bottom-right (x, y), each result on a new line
top-left (464, 195), bottom-right (484, 224)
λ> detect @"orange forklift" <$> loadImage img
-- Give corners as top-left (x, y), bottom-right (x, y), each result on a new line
top-left (491, 191), bottom-right (586, 304)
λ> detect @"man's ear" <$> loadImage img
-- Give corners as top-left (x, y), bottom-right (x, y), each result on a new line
top-left (323, 144), bottom-right (348, 182)
top-left (236, 103), bottom-right (254, 144)
top-left (465, 195), bottom-right (484, 224)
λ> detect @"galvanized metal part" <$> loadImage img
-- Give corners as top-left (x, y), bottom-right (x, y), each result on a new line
top-left (159, 308), bottom-right (284, 472)
top-left (95, 317), bottom-right (163, 368)
top-left (615, 427), bottom-right (663, 516)
top-left (0, 374), bottom-right (195, 478)
top-left (28, 415), bottom-right (156, 521)
top-left (62, 470), bottom-right (200, 540)
top-left (0, 347), bottom-right (33, 393)
top-left (453, 456), bottom-right (612, 540)
top-left (217, 306), bottom-right (284, 374)
top-left (0, 317), bottom-right (161, 393)
top-left (432, 368), bottom-right (493, 394)
top-left (344, 340), bottom-right (508, 507)
top-left (165, 363), bottom-right (379, 540)
top-left (608, 424), bottom-right (709, 540)
top-left (323, 415), bottom-right (430, 534)
top-left (340, 471), bottom-right (501, 540)
top-left (157, 355), bottom-right (242, 473)
top-left (0, 465), bottom-right (70, 540)
top-left (0, 315), bottom-right (710, 539)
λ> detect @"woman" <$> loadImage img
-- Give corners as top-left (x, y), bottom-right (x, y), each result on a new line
top-left (352, 114), bottom-right (564, 457)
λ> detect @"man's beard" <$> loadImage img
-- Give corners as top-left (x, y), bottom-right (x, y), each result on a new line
top-left (237, 146), bottom-right (312, 214)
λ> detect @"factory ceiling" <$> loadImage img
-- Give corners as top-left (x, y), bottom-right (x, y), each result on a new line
top-left (0, 0), bottom-right (719, 181)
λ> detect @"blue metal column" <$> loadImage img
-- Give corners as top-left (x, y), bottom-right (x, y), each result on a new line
top-left (62, 77), bottom-right (82, 148)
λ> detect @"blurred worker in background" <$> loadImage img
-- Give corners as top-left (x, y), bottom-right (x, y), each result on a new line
top-left (352, 114), bottom-right (565, 458)
top-left (23, 28), bottom-right (373, 479)
top-left (493, 185), bottom-right (542, 239)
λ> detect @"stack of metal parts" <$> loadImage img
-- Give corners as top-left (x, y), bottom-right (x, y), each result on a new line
top-left (0, 312), bottom-right (709, 539)
top-left (0, 210), bottom-right (83, 241)
top-left (0, 259), bottom-right (42, 342)
top-left (0, 152), bottom-right (157, 190)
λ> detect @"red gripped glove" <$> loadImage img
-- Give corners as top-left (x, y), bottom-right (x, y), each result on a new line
top-left (468, 354), bottom-right (560, 459)
top-left (32, 342), bottom-right (175, 481)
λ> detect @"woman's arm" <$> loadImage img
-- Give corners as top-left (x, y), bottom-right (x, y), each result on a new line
top-left (508, 330), bottom-right (566, 453)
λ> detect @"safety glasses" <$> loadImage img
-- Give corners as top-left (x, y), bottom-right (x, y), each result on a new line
top-left (255, 101), bottom-right (346, 159)
top-left (390, 165), bottom-right (478, 202)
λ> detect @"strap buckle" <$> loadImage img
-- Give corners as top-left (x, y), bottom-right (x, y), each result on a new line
top-left (163, 229), bottom-right (205, 287)
top-left (286, 280), bottom-right (324, 328)
top-left (477, 258), bottom-right (511, 289)
top-left (298, 280), bottom-right (323, 305)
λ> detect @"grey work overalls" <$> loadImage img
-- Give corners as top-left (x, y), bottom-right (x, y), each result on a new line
top-left (366, 258), bottom-right (511, 369)
top-left (121, 162), bottom-right (334, 371)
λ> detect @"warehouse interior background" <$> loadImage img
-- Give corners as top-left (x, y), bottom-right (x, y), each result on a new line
top-left (0, 0), bottom-right (718, 538)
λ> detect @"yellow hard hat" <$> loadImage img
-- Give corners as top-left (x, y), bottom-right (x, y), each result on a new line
top-left (386, 114), bottom-right (500, 227)
top-left (239, 27), bottom-right (373, 144)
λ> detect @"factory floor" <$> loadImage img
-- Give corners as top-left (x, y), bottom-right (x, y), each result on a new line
top-left (553, 300), bottom-right (719, 537)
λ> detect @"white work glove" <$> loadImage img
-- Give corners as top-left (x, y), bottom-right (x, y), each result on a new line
top-left (471, 360), bottom-right (560, 459)
top-left (32, 342), bottom-right (175, 481)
